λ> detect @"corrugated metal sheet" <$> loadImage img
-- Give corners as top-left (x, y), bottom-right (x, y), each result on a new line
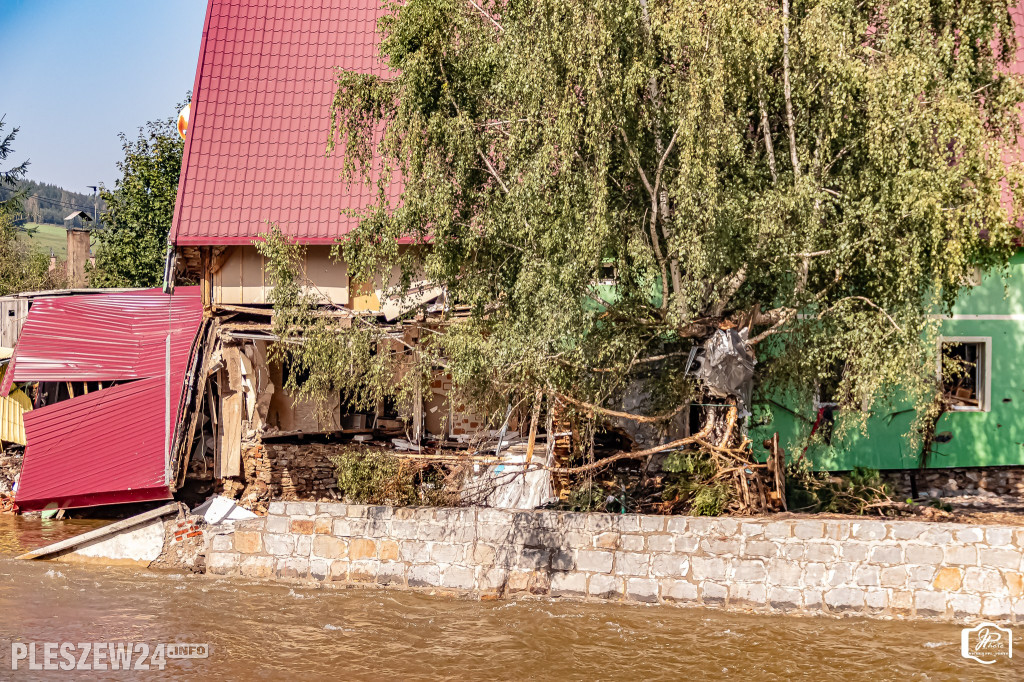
top-left (9, 287), bottom-right (204, 511)
top-left (170, 0), bottom-right (401, 245)
top-left (16, 379), bottom-right (173, 510)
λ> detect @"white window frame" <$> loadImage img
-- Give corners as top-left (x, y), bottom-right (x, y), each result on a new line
top-left (937, 336), bottom-right (991, 413)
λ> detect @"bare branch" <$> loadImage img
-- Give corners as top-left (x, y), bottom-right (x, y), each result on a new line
top-left (553, 392), bottom-right (687, 424)
top-left (758, 83), bottom-right (778, 184)
top-left (782, 0), bottom-right (801, 180)
top-left (467, 0), bottom-right (504, 32)
top-left (477, 147), bottom-right (509, 195)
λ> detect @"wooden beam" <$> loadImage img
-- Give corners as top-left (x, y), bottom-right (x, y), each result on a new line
top-left (16, 503), bottom-right (181, 560)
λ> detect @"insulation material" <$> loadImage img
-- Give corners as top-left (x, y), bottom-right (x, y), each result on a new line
top-left (696, 328), bottom-right (756, 417)
top-left (0, 388), bottom-right (31, 446)
top-left (462, 449), bottom-right (556, 510)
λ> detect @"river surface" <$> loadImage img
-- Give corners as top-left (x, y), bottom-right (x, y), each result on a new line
top-left (0, 516), bottom-right (1020, 680)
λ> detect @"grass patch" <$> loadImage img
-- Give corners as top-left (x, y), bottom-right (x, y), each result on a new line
top-left (17, 222), bottom-right (68, 257)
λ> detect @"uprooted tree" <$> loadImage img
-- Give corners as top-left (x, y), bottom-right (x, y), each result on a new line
top-left (264, 0), bottom-right (1024, 512)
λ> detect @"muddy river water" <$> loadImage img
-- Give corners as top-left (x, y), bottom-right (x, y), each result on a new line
top-left (0, 516), bottom-right (1019, 680)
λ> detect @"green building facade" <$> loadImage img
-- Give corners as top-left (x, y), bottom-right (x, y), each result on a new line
top-left (753, 252), bottom-right (1024, 472)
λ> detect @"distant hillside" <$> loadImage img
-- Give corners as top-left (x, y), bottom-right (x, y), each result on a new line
top-left (0, 179), bottom-right (106, 229)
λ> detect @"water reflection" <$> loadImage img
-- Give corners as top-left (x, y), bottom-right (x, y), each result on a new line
top-left (0, 517), bottom-right (1018, 680)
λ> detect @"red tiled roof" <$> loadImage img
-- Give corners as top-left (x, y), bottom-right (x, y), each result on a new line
top-left (171, 0), bottom-right (398, 245)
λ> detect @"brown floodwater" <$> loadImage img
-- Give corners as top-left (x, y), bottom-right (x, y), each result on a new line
top-left (0, 515), bottom-right (1020, 680)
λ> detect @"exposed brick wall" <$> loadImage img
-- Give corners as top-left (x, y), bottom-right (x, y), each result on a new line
top-left (206, 504), bottom-right (1024, 623)
top-left (233, 443), bottom-right (340, 513)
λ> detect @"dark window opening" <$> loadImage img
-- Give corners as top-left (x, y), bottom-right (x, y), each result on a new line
top-left (942, 341), bottom-right (984, 410)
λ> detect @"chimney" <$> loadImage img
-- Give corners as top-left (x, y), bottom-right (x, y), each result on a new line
top-left (48, 249), bottom-right (56, 273)
top-left (66, 229), bottom-right (90, 287)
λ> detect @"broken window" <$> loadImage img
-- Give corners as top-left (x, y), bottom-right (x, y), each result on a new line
top-left (940, 338), bottom-right (989, 411)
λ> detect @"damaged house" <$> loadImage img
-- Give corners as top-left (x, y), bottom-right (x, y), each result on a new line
top-left (163, 0), bottom-right (563, 513)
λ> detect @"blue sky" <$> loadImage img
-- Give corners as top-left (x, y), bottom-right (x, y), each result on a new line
top-left (1, 0), bottom-right (208, 193)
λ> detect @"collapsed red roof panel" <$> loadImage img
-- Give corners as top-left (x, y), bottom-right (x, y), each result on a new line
top-left (170, 0), bottom-right (400, 246)
top-left (7, 287), bottom-right (203, 511)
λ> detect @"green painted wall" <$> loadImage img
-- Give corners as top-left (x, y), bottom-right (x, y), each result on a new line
top-left (753, 252), bottom-right (1024, 471)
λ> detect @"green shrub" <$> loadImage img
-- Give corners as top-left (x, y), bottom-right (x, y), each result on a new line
top-left (661, 451), bottom-right (732, 516)
top-left (331, 446), bottom-right (418, 506)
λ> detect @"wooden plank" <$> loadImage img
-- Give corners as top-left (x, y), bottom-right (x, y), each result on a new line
top-left (16, 503), bottom-right (180, 560)
top-left (219, 389), bottom-right (243, 478)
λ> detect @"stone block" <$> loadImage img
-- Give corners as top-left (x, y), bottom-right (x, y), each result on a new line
top-left (700, 581), bottom-right (728, 604)
top-left (207, 552), bottom-right (240, 575)
top-left (888, 522), bottom-right (927, 541)
top-left (506, 570), bottom-right (532, 593)
top-left (743, 541), bottom-right (778, 558)
top-left (919, 528), bottom-right (953, 544)
top-left (550, 572), bottom-right (587, 598)
top-left (478, 508), bottom-right (513, 525)
top-left (310, 559), bottom-right (330, 581)
top-left (349, 560), bottom-right (379, 582)
top-left (472, 543), bottom-right (497, 565)
top-left (477, 524), bottom-right (513, 543)
top-left (954, 527), bottom-right (984, 544)
top-left (582, 574), bottom-right (621, 600)
top-left (1005, 571), bottom-right (1024, 598)
top-left (824, 587), bottom-right (865, 612)
top-left (332, 518), bottom-right (367, 538)
top-left (431, 543), bottom-right (464, 564)
top-left (905, 545), bottom-right (943, 564)
top-left (314, 517), bottom-right (333, 535)
top-left (640, 515), bottom-right (666, 532)
top-left (268, 501), bottom-right (286, 515)
top-left (409, 564), bottom-right (441, 587)
top-left (295, 535), bottom-right (312, 556)
top-left (675, 536), bottom-right (699, 553)
top-left (290, 518), bottom-right (315, 535)
top-left (692, 557), bottom-right (729, 582)
top-left (651, 554), bottom-right (689, 578)
top-left (616, 516), bottom-right (641, 532)
top-left (613, 552), bottom-right (650, 576)
top-left (730, 583), bottom-right (766, 607)
top-left (346, 504), bottom-right (369, 518)
top-left (854, 565), bottom-right (880, 587)
top-left (979, 548), bottom-right (1020, 571)
top-left (266, 515), bottom-right (290, 534)
top-left (807, 543), bottom-right (840, 562)
top-left (265, 534), bottom-right (295, 557)
top-left (518, 548), bottom-right (551, 570)
top-left (730, 559), bottom-right (766, 582)
top-left (914, 590), bottom-right (947, 617)
top-left (879, 566), bottom-right (908, 589)
top-left (701, 538), bottom-right (741, 555)
top-left (317, 502), bottom-right (347, 516)
top-left (851, 522), bottom-right (886, 541)
top-left (949, 593), bottom-right (982, 618)
top-left (963, 567), bottom-right (1003, 593)
top-left (767, 559), bottom-right (802, 586)
top-left (366, 505), bottom-right (394, 520)
top-left (660, 579), bottom-right (698, 603)
top-left (982, 596), bottom-right (1012, 619)
top-left (687, 518), bottom-right (716, 535)
top-left (442, 566), bottom-right (476, 590)
top-left (740, 522), bottom-right (765, 538)
top-left (378, 540), bottom-right (400, 562)
top-left (626, 578), bottom-right (659, 603)
top-left (824, 521), bottom-right (851, 541)
top-left (479, 568), bottom-right (509, 592)
top-left (648, 534), bottom-right (674, 553)
top-left (312, 535), bottom-right (347, 560)
top-left (594, 532), bottom-right (620, 549)
top-left (285, 501), bottom-right (317, 516)
top-left (239, 555), bottom-right (275, 579)
top-left (889, 591), bottom-right (913, 613)
top-left (400, 540), bottom-right (430, 564)
top-left (868, 546), bottom-right (902, 565)
top-left (276, 557), bottom-right (310, 580)
top-left (665, 517), bottom-right (688, 534)
top-left (551, 549), bottom-right (575, 572)
top-left (908, 565), bottom-right (938, 589)
top-left (793, 521), bottom-right (824, 540)
top-left (376, 562), bottom-right (407, 585)
top-left (763, 522), bottom-right (793, 540)
top-left (329, 560), bottom-right (349, 582)
top-left (802, 590), bottom-right (823, 609)
top-left (577, 550), bottom-right (613, 573)
top-left (528, 571), bottom-right (552, 596)
top-left (825, 563), bottom-right (854, 588)
top-left (350, 538), bottom-right (378, 561)
top-left (211, 534), bottom-right (232, 552)
top-left (945, 545), bottom-right (978, 566)
top-left (986, 527), bottom-right (1014, 547)
top-left (768, 587), bottom-right (801, 611)
top-left (418, 524), bottom-right (447, 542)
top-left (864, 590), bottom-right (887, 612)
top-left (619, 535), bottom-right (645, 552)
top-left (780, 545), bottom-right (805, 561)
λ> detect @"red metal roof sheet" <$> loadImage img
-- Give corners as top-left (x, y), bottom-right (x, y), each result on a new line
top-left (15, 378), bottom-right (175, 510)
top-left (9, 288), bottom-right (204, 511)
top-left (170, 0), bottom-right (400, 245)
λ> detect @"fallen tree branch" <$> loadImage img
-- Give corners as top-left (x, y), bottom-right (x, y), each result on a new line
top-left (553, 392), bottom-right (688, 424)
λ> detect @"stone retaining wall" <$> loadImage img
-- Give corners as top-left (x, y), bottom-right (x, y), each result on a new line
top-left (884, 466), bottom-right (1024, 500)
top-left (206, 504), bottom-right (1024, 622)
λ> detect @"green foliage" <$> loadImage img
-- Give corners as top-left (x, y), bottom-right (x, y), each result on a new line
top-left (0, 212), bottom-right (65, 295)
top-left (785, 461), bottom-right (893, 514)
top-left (0, 116), bottom-right (29, 216)
top-left (332, 446), bottom-right (419, 506)
top-left (256, 226), bottom-right (404, 416)
top-left (662, 451), bottom-right (732, 516)
top-left (92, 96), bottom-right (188, 287)
top-left (325, 0), bottom-right (1024, 441)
